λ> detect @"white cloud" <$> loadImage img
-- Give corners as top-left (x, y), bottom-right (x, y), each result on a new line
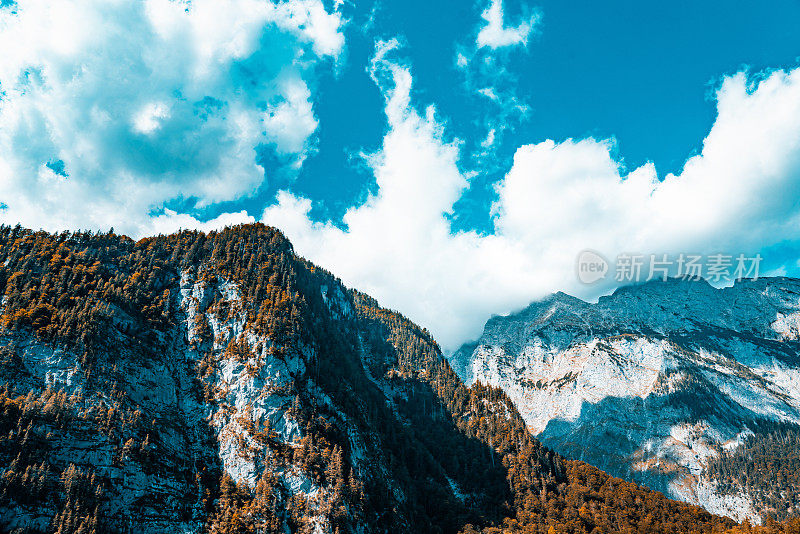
top-left (478, 87), bottom-right (499, 101)
top-left (481, 128), bottom-right (496, 148)
top-left (263, 44), bottom-right (800, 351)
top-left (0, 0), bottom-right (344, 236)
top-left (263, 78), bottom-right (319, 157)
top-left (132, 102), bottom-right (172, 135)
top-left (264, 42), bottom-right (543, 350)
top-left (149, 209), bottom-right (256, 235)
top-left (274, 0), bottom-right (346, 58)
top-left (476, 0), bottom-right (538, 50)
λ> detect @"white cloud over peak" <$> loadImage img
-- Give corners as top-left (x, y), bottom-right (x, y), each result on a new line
top-left (0, 0), bottom-right (343, 236)
top-left (149, 209), bottom-right (256, 236)
top-left (264, 41), bottom-right (537, 347)
top-left (264, 44), bottom-right (800, 351)
top-left (476, 0), bottom-right (539, 50)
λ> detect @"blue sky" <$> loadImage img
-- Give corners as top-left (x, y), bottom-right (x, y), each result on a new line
top-left (271, 0), bottom-right (800, 231)
top-left (1, 0), bottom-right (800, 348)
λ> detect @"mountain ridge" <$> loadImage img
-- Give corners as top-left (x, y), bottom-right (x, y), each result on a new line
top-left (450, 276), bottom-right (800, 523)
top-left (0, 223), bottom-right (746, 533)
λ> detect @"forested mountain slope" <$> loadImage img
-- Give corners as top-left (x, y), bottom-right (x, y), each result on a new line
top-left (0, 224), bottom-right (743, 533)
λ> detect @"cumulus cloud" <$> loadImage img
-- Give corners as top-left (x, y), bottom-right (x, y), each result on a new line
top-left (264, 42), bottom-right (800, 351)
top-left (0, 0), bottom-right (343, 236)
top-left (263, 41), bottom-right (543, 349)
top-left (476, 0), bottom-right (539, 50)
top-left (493, 69), bottom-right (800, 260)
top-left (149, 209), bottom-right (256, 236)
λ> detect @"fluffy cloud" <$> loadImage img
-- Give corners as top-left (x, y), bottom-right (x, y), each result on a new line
top-left (263, 41), bottom-right (544, 349)
top-left (264, 44), bottom-right (800, 351)
top-left (476, 0), bottom-right (538, 50)
top-left (0, 0), bottom-right (343, 236)
top-left (149, 209), bottom-right (256, 236)
top-left (4, 1), bottom-right (800, 355)
top-left (493, 69), bottom-right (800, 260)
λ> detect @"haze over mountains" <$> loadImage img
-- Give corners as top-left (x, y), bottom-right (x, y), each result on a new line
top-left (451, 277), bottom-right (800, 523)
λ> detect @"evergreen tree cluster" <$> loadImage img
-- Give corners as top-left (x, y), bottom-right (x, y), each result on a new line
top-left (705, 420), bottom-right (800, 523)
top-left (0, 223), bottom-right (793, 533)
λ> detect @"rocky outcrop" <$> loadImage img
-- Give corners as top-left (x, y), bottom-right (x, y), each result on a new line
top-left (0, 269), bottom-right (332, 533)
top-left (450, 277), bottom-right (800, 523)
top-left (0, 225), bottom-right (745, 534)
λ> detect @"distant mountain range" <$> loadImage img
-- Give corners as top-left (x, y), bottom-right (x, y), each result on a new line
top-left (450, 277), bottom-right (800, 523)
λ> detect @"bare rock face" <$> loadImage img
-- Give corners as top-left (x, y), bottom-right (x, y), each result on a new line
top-left (450, 277), bottom-right (800, 523)
top-left (0, 226), bottom-right (761, 533)
top-left (0, 225), bottom-right (521, 534)
top-left (0, 271), bottom-right (331, 533)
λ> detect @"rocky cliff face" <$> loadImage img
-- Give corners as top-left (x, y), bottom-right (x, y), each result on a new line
top-left (450, 277), bottom-right (800, 523)
top-left (0, 264), bottom-right (343, 532)
top-left (0, 226), bottom-right (740, 534)
top-left (0, 225), bottom-right (474, 533)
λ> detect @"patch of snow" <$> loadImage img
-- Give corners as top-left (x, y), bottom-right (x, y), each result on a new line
top-left (771, 311), bottom-right (800, 340)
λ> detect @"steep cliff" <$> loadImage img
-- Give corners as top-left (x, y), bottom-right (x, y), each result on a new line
top-left (451, 278), bottom-right (800, 522)
top-left (0, 225), bottom-right (735, 533)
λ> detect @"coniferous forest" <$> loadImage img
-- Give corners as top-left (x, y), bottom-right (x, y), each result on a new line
top-left (0, 224), bottom-right (797, 533)
top-left (704, 420), bottom-right (800, 523)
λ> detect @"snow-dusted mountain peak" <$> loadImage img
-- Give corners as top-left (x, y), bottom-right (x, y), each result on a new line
top-left (450, 276), bottom-right (800, 523)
